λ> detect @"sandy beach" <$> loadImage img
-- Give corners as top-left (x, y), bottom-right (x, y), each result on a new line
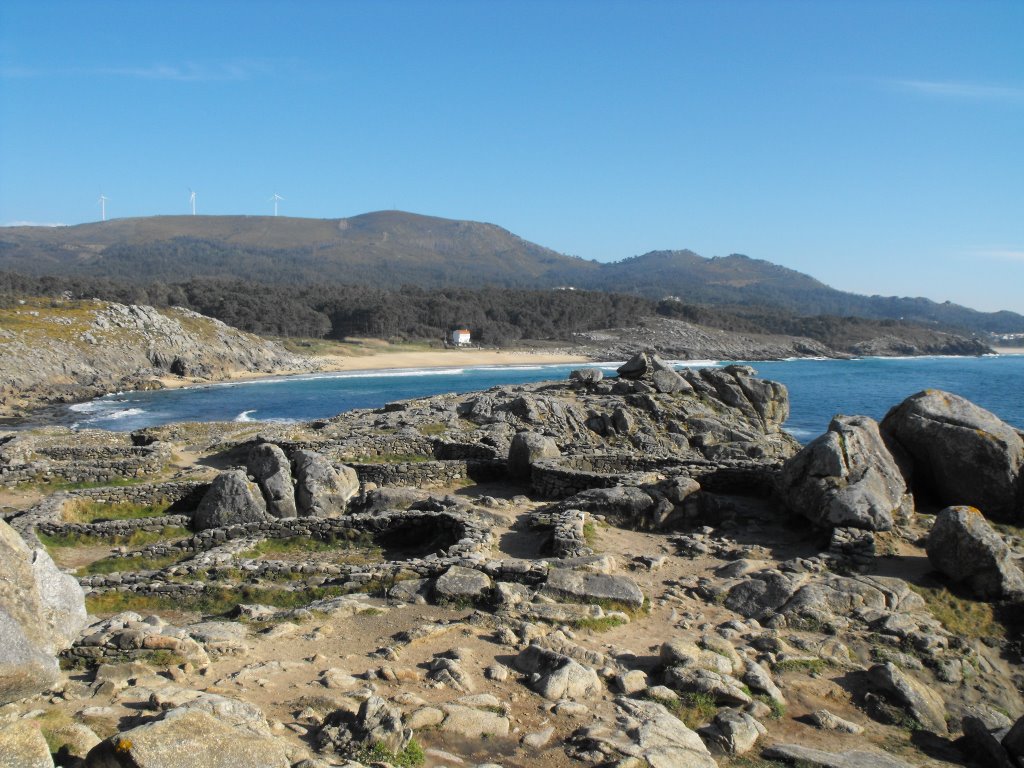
top-left (156, 347), bottom-right (592, 391)
top-left (993, 346), bottom-right (1024, 355)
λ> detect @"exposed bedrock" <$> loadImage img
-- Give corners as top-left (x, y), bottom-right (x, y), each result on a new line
top-left (881, 389), bottom-right (1024, 519)
top-left (926, 506), bottom-right (1024, 600)
top-left (0, 519), bottom-right (87, 706)
top-left (777, 415), bottom-right (913, 531)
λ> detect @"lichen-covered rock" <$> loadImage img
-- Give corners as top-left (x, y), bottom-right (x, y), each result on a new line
top-left (699, 708), bottom-right (766, 755)
top-left (763, 743), bottom-right (918, 768)
top-left (515, 644), bottom-right (602, 701)
top-left (433, 566), bottom-right (492, 603)
top-left (777, 415), bottom-right (912, 531)
top-left (926, 506), bottom-right (1024, 600)
top-left (1, 519), bottom-right (87, 706)
top-left (508, 431), bottom-right (560, 481)
top-left (541, 567), bottom-right (644, 610)
top-left (613, 697), bottom-right (718, 768)
top-left (315, 695), bottom-right (411, 757)
top-left (0, 719), bottom-right (55, 768)
top-left (84, 708), bottom-right (290, 767)
top-left (881, 389), bottom-right (1024, 519)
top-left (866, 662), bottom-right (948, 734)
top-left (192, 470), bottom-right (269, 530)
top-left (247, 443), bottom-right (297, 518)
top-left (293, 450), bottom-right (359, 517)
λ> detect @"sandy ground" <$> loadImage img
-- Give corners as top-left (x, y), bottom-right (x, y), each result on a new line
top-left (993, 346), bottom-right (1024, 354)
top-left (156, 349), bottom-right (591, 391)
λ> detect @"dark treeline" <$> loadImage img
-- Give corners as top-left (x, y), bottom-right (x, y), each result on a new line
top-left (0, 271), bottom-right (972, 348)
top-left (0, 272), bottom-right (650, 344)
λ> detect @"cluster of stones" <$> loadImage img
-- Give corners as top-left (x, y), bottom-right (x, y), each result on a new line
top-left (776, 388), bottom-right (1024, 595)
top-left (0, 430), bottom-right (169, 487)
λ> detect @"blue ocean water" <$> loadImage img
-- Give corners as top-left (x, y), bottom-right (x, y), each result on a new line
top-left (63, 355), bottom-right (1024, 443)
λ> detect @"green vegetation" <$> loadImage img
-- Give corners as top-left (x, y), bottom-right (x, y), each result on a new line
top-left (64, 499), bottom-right (173, 524)
top-left (570, 614), bottom-right (629, 632)
top-left (910, 583), bottom-right (1007, 639)
top-left (80, 550), bottom-right (189, 575)
top-left (354, 740), bottom-right (425, 768)
top-left (582, 521), bottom-right (599, 547)
top-left (416, 422), bottom-right (447, 436)
top-left (642, 691), bottom-right (717, 730)
top-left (240, 531), bottom-right (383, 565)
top-left (346, 453), bottom-right (430, 464)
top-left (772, 658), bottom-right (829, 675)
top-left (754, 694), bottom-right (786, 720)
top-left (39, 525), bottom-right (190, 550)
top-left (85, 583), bottom-right (353, 617)
top-left (27, 476), bottom-right (152, 494)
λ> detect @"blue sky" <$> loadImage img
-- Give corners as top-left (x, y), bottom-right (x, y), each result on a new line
top-left (1, 0), bottom-right (1022, 313)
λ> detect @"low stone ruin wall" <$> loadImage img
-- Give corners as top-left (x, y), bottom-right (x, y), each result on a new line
top-left (530, 508), bottom-right (593, 558)
top-left (1, 443), bottom-right (171, 486)
top-left (530, 454), bottom-right (780, 499)
top-left (352, 459), bottom-right (506, 489)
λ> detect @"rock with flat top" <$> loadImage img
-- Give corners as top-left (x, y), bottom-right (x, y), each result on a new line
top-left (84, 708), bottom-right (290, 767)
top-left (542, 567), bottom-right (644, 610)
top-left (763, 743), bottom-right (918, 768)
top-left (0, 720), bottom-right (54, 768)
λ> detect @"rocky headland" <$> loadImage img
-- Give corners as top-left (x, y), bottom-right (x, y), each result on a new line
top-left (1, 354), bottom-right (1023, 768)
top-left (0, 298), bottom-right (317, 418)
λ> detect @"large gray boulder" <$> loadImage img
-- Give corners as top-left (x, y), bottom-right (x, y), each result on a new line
top-left (515, 644), bottom-right (602, 701)
top-left (507, 431), bottom-right (560, 481)
top-left (613, 697), bottom-right (718, 768)
top-left (926, 506), bottom-right (1024, 600)
top-left (541, 567), bottom-right (645, 609)
top-left (866, 662), bottom-right (948, 734)
top-left (0, 719), bottom-right (55, 767)
top-left (616, 352), bottom-right (656, 380)
top-left (84, 708), bottom-right (290, 768)
top-left (881, 389), bottom-right (1024, 519)
top-left (1, 519), bottom-right (87, 706)
top-left (293, 450), bottom-right (359, 517)
top-left (246, 443), bottom-right (297, 518)
top-left (433, 565), bottom-right (492, 603)
top-left (192, 470), bottom-right (269, 531)
top-left (315, 695), bottom-right (411, 756)
top-left (763, 743), bottom-right (918, 768)
top-left (777, 415), bottom-right (912, 531)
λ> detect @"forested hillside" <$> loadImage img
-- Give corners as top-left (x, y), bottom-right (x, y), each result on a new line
top-left (2, 212), bottom-right (1021, 333)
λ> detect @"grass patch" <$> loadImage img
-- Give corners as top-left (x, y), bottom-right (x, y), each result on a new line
top-left (582, 521), bottom-right (599, 547)
top-left (29, 476), bottom-right (153, 494)
top-left (39, 526), bottom-right (191, 550)
top-left (643, 691), bottom-right (717, 730)
top-left (354, 739), bottom-right (425, 768)
top-left (85, 583), bottom-right (352, 617)
top-left (909, 583), bottom-right (1007, 639)
top-left (346, 453), bottom-right (430, 464)
top-left (772, 658), bottom-right (829, 675)
top-left (242, 530), bottom-right (379, 556)
top-left (754, 694), bottom-right (786, 720)
top-left (416, 422), bottom-right (447, 436)
top-left (64, 499), bottom-right (173, 524)
top-left (570, 614), bottom-right (629, 632)
top-left (80, 549), bottom-right (190, 575)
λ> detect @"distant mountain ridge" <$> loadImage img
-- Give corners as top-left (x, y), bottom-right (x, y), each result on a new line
top-left (2, 211), bottom-right (1021, 333)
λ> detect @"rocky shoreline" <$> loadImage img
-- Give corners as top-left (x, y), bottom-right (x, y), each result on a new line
top-left (0, 299), bottom-right (994, 424)
top-left (2, 354), bottom-right (1022, 768)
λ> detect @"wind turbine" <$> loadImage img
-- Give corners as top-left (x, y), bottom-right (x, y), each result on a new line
top-left (269, 192), bottom-right (284, 217)
top-left (98, 194), bottom-right (108, 222)
top-left (189, 188), bottom-right (196, 216)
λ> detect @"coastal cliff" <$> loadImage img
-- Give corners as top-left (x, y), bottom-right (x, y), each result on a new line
top-left (0, 299), bottom-right (316, 417)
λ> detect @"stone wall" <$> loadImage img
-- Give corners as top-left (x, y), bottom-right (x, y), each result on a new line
top-left (1, 443), bottom-right (170, 486)
top-left (352, 459), bottom-right (506, 489)
top-left (530, 454), bottom-right (779, 500)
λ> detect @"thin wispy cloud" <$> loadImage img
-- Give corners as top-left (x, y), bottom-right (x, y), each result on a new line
top-left (891, 79), bottom-right (1024, 103)
top-left (1, 60), bottom-right (272, 82)
top-left (1, 221), bottom-right (66, 228)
